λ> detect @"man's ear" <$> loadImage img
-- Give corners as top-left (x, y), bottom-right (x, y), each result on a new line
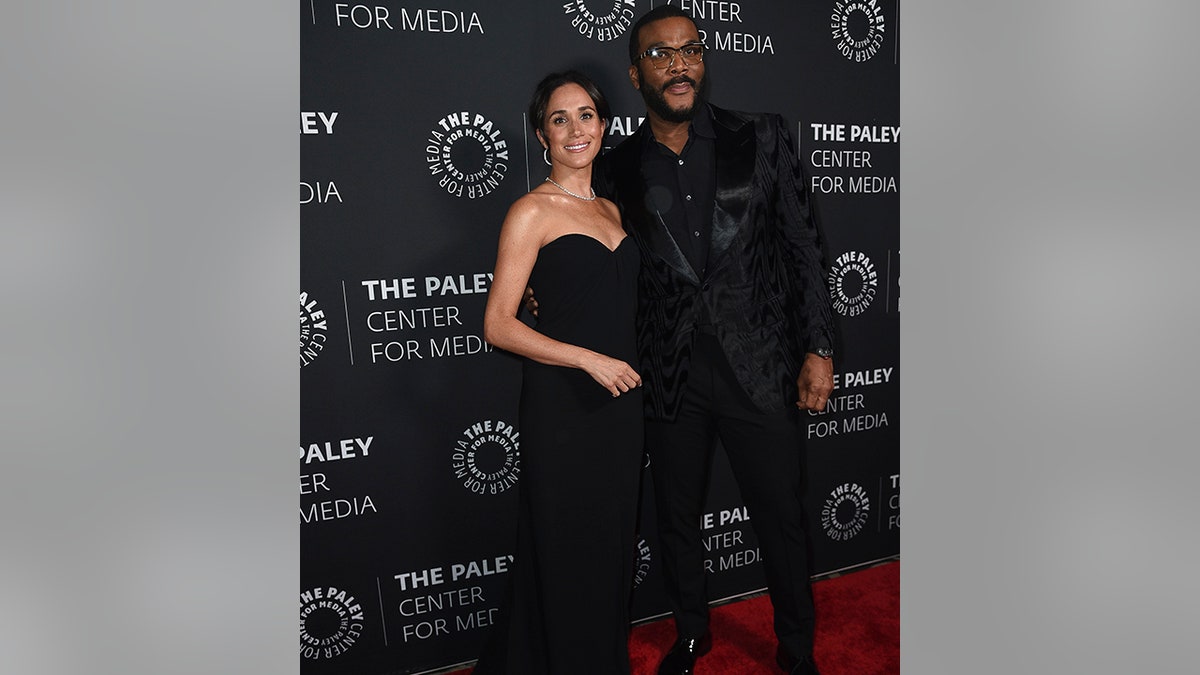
top-left (628, 64), bottom-right (641, 91)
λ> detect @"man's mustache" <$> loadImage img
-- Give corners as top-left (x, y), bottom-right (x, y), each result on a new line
top-left (662, 76), bottom-right (697, 92)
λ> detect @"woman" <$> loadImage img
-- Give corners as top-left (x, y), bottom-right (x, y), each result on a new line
top-left (472, 71), bottom-right (643, 674)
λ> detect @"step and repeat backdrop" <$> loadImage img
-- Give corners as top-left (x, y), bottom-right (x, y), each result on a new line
top-left (301, 1), bottom-right (898, 673)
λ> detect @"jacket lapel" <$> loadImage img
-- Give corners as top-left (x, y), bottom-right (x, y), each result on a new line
top-left (707, 106), bottom-right (756, 275)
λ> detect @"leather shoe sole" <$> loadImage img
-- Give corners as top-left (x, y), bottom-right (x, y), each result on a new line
top-left (657, 632), bottom-right (712, 675)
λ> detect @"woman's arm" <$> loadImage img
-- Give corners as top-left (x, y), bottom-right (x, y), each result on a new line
top-left (483, 198), bottom-right (641, 397)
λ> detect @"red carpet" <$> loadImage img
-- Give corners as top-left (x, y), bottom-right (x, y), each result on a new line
top-left (628, 561), bottom-right (899, 674)
top-left (451, 561), bottom-right (898, 674)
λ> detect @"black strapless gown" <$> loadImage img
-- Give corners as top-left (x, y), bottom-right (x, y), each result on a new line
top-left (474, 234), bottom-right (644, 674)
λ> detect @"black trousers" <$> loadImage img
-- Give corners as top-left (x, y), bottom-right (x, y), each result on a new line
top-left (646, 334), bottom-right (816, 657)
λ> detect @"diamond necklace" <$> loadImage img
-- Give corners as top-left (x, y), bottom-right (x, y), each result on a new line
top-left (544, 177), bottom-right (596, 201)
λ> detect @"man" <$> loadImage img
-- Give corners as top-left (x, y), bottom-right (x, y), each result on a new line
top-left (594, 6), bottom-right (836, 675)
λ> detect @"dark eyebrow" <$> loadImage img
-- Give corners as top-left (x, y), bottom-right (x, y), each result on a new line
top-left (549, 106), bottom-right (597, 116)
top-left (647, 40), bottom-right (702, 49)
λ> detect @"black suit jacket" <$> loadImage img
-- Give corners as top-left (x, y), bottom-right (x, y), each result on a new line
top-left (596, 104), bottom-right (835, 421)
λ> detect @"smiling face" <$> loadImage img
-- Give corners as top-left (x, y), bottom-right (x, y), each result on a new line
top-left (629, 16), bottom-right (706, 124)
top-left (536, 82), bottom-right (606, 170)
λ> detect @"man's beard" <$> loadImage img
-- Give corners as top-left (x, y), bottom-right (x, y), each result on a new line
top-left (640, 74), bottom-right (706, 123)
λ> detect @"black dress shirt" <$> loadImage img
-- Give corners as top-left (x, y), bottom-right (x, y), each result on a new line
top-left (639, 105), bottom-right (717, 278)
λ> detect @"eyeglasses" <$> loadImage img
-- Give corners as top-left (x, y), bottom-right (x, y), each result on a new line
top-left (637, 42), bottom-right (705, 70)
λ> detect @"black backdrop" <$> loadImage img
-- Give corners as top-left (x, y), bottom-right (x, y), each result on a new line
top-left (301, 1), bottom-right (898, 672)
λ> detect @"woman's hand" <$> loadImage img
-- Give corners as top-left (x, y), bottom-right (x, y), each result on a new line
top-left (580, 353), bottom-right (642, 398)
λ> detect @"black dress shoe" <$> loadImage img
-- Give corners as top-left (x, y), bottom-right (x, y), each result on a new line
top-left (775, 645), bottom-right (821, 675)
top-left (657, 632), bottom-right (712, 675)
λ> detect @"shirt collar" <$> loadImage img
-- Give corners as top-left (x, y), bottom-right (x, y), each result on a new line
top-left (691, 103), bottom-right (716, 139)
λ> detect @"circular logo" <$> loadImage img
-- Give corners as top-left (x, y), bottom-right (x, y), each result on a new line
top-left (425, 111), bottom-right (510, 199)
top-left (821, 482), bottom-right (871, 541)
top-left (562, 0), bottom-right (637, 42)
top-left (300, 586), bottom-right (365, 660)
top-left (831, 0), bottom-right (886, 62)
top-left (451, 420), bottom-right (521, 495)
top-left (828, 250), bottom-right (879, 317)
top-left (633, 537), bottom-right (652, 589)
top-left (300, 291), bottom-right (329, 367)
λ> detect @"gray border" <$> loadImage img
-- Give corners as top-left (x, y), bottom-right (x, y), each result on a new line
top-left (904, 1), bottom-right (1200, 673)
top-left (1, 2), bottom-right (298, 673)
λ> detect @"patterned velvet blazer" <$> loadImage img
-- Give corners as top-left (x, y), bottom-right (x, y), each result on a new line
top-left (596, 104), bottom-right (835, 422)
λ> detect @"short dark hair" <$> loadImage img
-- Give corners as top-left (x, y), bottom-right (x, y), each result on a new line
top-left (628, 5), bottom-right (694, 64)
top-left (527, 70), bottom-right (611, 134)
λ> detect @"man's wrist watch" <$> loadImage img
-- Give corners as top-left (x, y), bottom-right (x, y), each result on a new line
top-left (812, 347), bottom-right (834, 359)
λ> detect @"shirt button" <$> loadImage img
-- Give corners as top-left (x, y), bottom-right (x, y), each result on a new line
top-left (685, 194), bottom-right (692, 201)
top-left (678, 159), bottom-right (684, 165)
top-left (693, 231), bottom-right (701, 237)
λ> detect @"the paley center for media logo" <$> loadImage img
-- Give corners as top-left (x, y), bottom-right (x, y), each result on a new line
top-left (451, 420), bottom-right (520, 495)
top-left (831, 0), bottom-right (886, 62)
top-left (300, 585), bottom-right (366, 659)
top-left (828, 250), bottom-right (879, 317)
top-left (425, 111), bottom-right (510, 199)
top-left (821, 482), bottom-right (871, 541)
top-left (301, 291), bottom-right (329, 367)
